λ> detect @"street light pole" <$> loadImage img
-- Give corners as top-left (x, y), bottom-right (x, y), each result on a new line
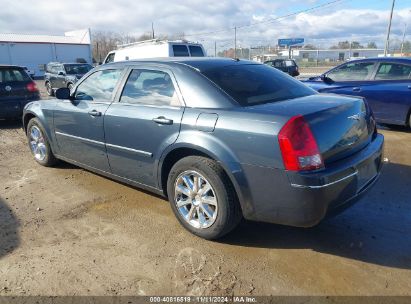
top-left (234, 27), bottom-right (237, 58)
top-left (384, 0), bottom-right (396, 56)
top-left (401, 23), bottom-right (407, 56)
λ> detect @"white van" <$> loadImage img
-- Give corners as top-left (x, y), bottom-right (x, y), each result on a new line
top-left (103, 40), bottom-right (206, 64)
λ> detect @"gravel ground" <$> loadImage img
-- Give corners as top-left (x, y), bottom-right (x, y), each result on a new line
top-left (0, 90), bottom-right (410, 296)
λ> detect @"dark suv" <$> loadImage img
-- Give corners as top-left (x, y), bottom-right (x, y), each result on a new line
top-left (264, 59), bottom-right (300, 77)
top-left (44, 62), bottom-right (93, 96)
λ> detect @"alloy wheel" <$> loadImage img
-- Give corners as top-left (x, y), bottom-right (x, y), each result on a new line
top-left (29, 126), bottom-right (47, 161)
top-left (174, 170), bottom-right (218, 229)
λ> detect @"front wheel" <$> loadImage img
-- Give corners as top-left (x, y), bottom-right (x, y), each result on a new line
top-left (167, 156), bottom-right (242, 239)
top-left (46, 82), bottom-right (53, 96)
top-left (27, 118), bottom-right (58, 167)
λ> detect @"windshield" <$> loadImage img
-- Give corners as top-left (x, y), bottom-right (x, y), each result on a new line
top-left (64, 64), bottom-right (93, 75)
top-left (202, 64), bottom-right (315, 106)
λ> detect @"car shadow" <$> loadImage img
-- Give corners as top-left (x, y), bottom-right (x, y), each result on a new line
top-left (378, 123), bottom-right (410, 133)
top-left (0, 197), bottom-right (20, 259)
top-left (221, 162), bottom-right (411, 270)
top-left (0, 119), bottom-right (22, 130)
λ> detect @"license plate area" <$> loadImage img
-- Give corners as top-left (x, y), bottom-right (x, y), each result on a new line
top-left (356, 158), bottom-right (379, 192)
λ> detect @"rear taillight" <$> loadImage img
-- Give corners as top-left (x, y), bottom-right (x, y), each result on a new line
top-left (278, 115), bottom-right (324, 171)
top-left (26, 82), bottom-right (38, 93)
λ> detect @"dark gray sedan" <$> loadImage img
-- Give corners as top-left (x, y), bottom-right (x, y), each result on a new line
top-left (23, 58), bottom-right (384, 239)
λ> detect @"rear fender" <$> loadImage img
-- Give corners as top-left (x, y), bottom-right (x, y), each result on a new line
top-left (157, 130), bottom-right (255, 217)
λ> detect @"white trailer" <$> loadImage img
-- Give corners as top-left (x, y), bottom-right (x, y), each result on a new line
top-left (103, 39), bottom-right (206, 64)
top-left (0, 29), bottom-right (92, 77)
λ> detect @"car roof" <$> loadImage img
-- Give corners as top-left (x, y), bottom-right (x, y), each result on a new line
top-left (0, 64), bottom-right (24, 69)
top-left (346, 57), bottom-right (411, 64)
top-left (103, 57), bottom-right (260, 72)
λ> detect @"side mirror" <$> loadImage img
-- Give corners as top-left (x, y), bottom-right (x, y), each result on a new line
top-left (55, 88), bottom-right (71, 100)
top-left (320, 75), bottom-right (334, 84)
top-left (58, 71), bottom-right (65, 76)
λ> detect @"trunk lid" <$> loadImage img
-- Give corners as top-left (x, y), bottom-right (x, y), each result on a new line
top-left (246, 94), bottom-right (376, 164)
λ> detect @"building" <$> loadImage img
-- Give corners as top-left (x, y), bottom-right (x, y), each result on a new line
top-left (252, 48), bottom-right (386, 63)
top-left (0, 29), bottom-right (92, 77)
top-left (283, 48), bottom-right (385, 62)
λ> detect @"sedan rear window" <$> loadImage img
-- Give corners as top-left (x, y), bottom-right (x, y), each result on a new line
top-left (0, 68), bottom-right (31, 83)
top-left (202, 64), bottom-right (315, 106)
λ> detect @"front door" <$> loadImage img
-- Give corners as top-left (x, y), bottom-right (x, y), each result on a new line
top-left (54, 68), bottom-right (124, 172)
top-left (104, 67), bottom-right (185, 187)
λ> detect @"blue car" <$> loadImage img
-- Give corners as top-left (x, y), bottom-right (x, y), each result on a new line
top-left (302, 58), bottom-right (411, 127)
top-left (23, 58), bottom-right (383, 239)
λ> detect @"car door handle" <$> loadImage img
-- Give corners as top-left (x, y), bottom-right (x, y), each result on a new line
top-left (88, 110), bottom-right (102, 117)
top-left (352, 87), bottom-right (361, 92)
top-left (152, 116), bottom-right (173, 125)
top-left (408, 85), bottom-right (411, 90)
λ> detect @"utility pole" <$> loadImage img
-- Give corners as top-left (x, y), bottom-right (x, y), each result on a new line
top-left (152, 22), bottom-right (155, 39)
top-left (234, 27), bottom-right (237, 58)
top-left (384, 0), bottom-right (396, 56)
top-left (401, 23), bottom-right (407, 56)
top-left (214, 41), bottom-right (217, 57)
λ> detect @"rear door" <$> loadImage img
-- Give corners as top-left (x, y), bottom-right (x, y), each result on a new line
top-left (104, 66), bottom-right (185, 187)
top-left (53, 68), bottom-right (124, 171)
top-left (360, 62), bottom-right (411, 124)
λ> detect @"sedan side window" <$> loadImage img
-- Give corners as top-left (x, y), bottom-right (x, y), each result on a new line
top-left (120, 69), bottom-right (180, 107)
top-left (75, 69), bottom-right (122, 101)
top-left (327, 62), bottom-right (375, 81)
top-left (374, 63), bottom-right (411, 80)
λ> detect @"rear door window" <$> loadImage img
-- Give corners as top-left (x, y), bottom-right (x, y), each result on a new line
top-left (374, 63), bottom-right (411, 80)
top-left (188, 46), bottom-right (204, 57)
top-left (327, 62), bottom-right (375, 81)
top-left (120, 69), bottom-right (180, 107)
top-left (172, 45), bottom-right (189, 57)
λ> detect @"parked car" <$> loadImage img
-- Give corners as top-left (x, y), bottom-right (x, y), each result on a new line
top-left (23, 66), bottom-right (35, 78)
top-left (44, 62), bottom-right (93, 96)
top-left (23, 58), bottom-right (383, 239)
top-left (302, 57), bottom-right (411, 127)
top-left (103, 39), bottom-right (206, 64)
top-left (264, 59), bottom-right (300, 77)
top-left (0, 65), bottom-right (39, 119)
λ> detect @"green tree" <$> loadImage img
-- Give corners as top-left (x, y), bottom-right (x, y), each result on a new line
top-left (367, 42), bottom-right (378, 49)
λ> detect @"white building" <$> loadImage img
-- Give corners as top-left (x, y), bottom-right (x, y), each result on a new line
top-left (0, 29), bottom-right (92, 77)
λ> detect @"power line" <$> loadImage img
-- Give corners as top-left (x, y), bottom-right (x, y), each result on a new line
top-left (184, 0), bottom-right (348, 38)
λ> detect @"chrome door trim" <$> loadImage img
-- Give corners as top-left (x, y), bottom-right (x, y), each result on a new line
top-left (105, 143), bottom-right (153, 157)
top-left (55, 131), bottom-right (153, 157)
top-left (55, 131), bottom-right (105, 146)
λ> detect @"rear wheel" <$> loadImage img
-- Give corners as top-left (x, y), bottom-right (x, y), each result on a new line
top-left (167, 156), bottom-right (242, 239)
top-left (27, 118), bottom-right (58, 167)
top-left (46, 82), bottom-right (53, 96)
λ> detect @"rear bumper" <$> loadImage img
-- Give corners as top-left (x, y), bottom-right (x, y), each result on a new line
top-left (0, 99), bottom-right (37, 118)
top-left (241, 134), bottom-right (384, 227)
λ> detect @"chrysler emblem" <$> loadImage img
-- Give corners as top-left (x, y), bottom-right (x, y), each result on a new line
top-left (5, 86), bottom-right (12, 92)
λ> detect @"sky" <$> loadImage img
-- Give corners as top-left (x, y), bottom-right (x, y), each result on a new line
top-left (1, 0), bottom-right (411, 53)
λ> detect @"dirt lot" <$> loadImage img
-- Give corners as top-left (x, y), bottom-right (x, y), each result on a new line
top-left (0, 87), bottom-right (411, 296)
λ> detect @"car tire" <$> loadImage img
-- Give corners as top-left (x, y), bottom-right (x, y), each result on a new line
top-left (46, 82), bottom-right (54, 96)
top-left (27, 118), bottom-right (58, 167)
top-left (167, 156), bottom-right (242, 240)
